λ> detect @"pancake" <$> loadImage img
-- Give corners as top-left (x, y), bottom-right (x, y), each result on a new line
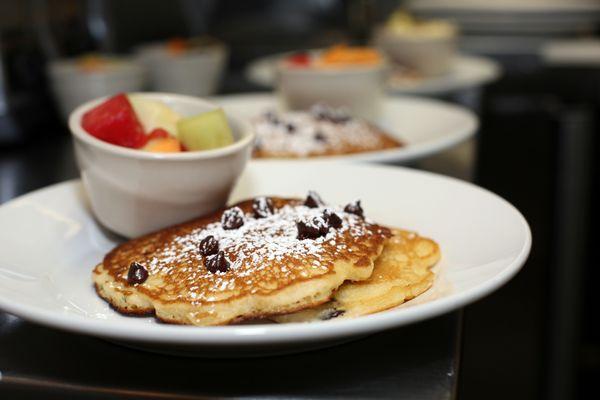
top-left (273, 229), bottom-right (440, 323)
top-left (93, 196), bottom-right (391, 326)
top-left (252, 105), bottom-right (402, 159)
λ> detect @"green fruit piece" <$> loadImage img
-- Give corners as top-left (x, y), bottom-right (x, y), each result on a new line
top-left (177, 108), bottom-right (234, 151)
top-left (128, 95), bottom-right (182, 136)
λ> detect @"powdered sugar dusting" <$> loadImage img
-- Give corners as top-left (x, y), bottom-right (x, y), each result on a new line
top-left (178, 204), bottom-right (365, 273)
top-left (107, 198), bottom-right (390, 304)
top-left (252, 105), bottom-right (400, 157)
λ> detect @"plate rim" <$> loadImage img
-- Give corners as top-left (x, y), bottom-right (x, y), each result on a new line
top-left (244, 53), bottom-right (501, 95)
top-left (0, 163), bottom-right (531, 345)
top-left (211, 92), bottom-right (479, 164)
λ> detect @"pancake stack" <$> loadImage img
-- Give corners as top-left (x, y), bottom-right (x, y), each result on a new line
top-left (93, 192), bottom-right (440, 326)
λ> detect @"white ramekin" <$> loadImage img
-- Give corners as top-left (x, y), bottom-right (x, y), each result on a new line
top-left (374, 28), bottom-right (457, 76)
top-left (69, 92), bottom-right (254, 238)
top-left (135, 43), bottom-right (228, 96)
top-left (276, 55), bottom-right (388, 120)
top-left (48, 56), bottom-right (145, 121)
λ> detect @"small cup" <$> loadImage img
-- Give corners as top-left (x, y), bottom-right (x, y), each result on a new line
top-left (69, 93), bottom-right (254, 238)
top-left (135, 41), bottom-right (228, 96)
top-left (48, 55), bottom-right (145, 121)
top-left (276, 53), bottom-right (388, 120)
top-left (374, 25), bottom-right (457, 76)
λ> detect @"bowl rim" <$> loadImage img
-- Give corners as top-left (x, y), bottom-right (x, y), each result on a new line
top-left (136, 43), bottom-right (227, 57)
top-left (48, 56), bottom-right (144, 77)
top-left (375, 28), bottom-right (459, 44)
top-left (69, 92), bottom-right (255, 161)
top-left (134, 36), bottom-right (226, 53)
top-left (276, 50), bottom-right (389, 75)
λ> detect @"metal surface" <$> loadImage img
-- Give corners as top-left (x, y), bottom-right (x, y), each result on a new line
top-left (546, 106), bottom-right (594, 400)
top-left (0, 135), bottom-right (463, 399)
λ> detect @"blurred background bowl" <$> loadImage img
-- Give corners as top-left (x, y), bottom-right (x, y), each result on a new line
top-left (135, 38), bottom-right (228, 96)
top-left (276, 53), bottom-right (388, 119)
top-left (375, 29), bottom-right (457, 76)
top-left (48, 55), bottom-right (145, 121)
top-left (374, 17), bottom-right (458, 77)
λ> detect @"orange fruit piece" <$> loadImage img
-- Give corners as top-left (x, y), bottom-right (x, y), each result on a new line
top-left (317, 45), bottom-right (381, 66)
top-left (143, 137), bottom-right (182, 153)
top-left (78, 54), bottom-right (108, 72)
top-left (166, 38), bottom-right (189, 56)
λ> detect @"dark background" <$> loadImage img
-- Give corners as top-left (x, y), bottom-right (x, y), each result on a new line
top-left (1, 1), bottom-right (599, 399)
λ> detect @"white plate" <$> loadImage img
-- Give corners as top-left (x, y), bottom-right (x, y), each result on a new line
top-left (245, 54), bottom-right (500, 95)
top-left (408, 0), bottom-right (600, 34)
top-left (409, 0), bottom-right (600, 13)
top-left (211, 93), bottom-right (478, 164)
top-left (541, 39), bottom-right (600, 67)
top-left (0, 162), bottom-right (530, 356)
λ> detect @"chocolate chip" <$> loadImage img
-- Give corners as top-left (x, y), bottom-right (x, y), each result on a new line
top-left (321, 309), bottom-right (345, 320)
top-left (254, 137), bottom-right (263, 151)
top-left (264, 111), bottom-right (279, 124)
top-left (221, 207), bottom-right (245, 230)
top-left (199, 235), bottom-right (219, 256)
top-left (253, 197), bottom-right (274, 218)
top-left (297, 219), bottom-right (323, 240)
top-left (127, 262), bottom-right (148, 285)
top-left (314, 131), bottom-right (327, 142)
top-left (344, 200), bottom-right (364, 218)
top-left (310, 104), bottom-right (329, 121)
top-left (310, 104), bottom-right (350, 124)
top-left (205, 251), bottom-right (230, 273)
top-left (317, 219), bottom-right (329, 235)
top-left (323, 209), bottom-right (342, 229)
top-left (304, 190), bottom-right (324, 208)
top-left (331, 112), bottom-right (350, 124)
top-left (286, 123), bottom-right (296, 134)
top-left (314, 112), bottom-right (327, 121)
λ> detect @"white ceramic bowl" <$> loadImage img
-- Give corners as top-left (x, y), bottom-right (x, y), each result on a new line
top-left (375, 28), bottom-right (457, 76)
top-left (135, 43), bottom-right (228, 96)
top-left (69, 93), bottom-right (254, 238)
top-left (276, 54), bottom-right (388, 120)
top-left (48, 56), bottom-right (145, 121)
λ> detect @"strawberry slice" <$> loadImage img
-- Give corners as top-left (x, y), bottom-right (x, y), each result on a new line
top-left (143, 137), bottom-right (182, 153)
top-left (288, 52), bottom-right (310, 67)
top-left (82, 93), bottom-right (146, 148)
top-left (147, 128), bottom-right (170, 140)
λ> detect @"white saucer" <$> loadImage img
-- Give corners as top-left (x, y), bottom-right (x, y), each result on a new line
top-left (211, 93), bottom-right (478, 164)
top-left (245, 54), bottom-right (500, 96)
top-left (0, 162), bottom-right (530, 356)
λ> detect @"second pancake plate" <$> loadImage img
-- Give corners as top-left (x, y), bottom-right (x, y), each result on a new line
top-left (212, 93), bottom-right (478, 164)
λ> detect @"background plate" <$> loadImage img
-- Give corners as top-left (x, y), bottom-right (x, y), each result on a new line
top-left (245, 54), bottom-right (500, 95)
top-left (212, 93), bottom-right (478, 164)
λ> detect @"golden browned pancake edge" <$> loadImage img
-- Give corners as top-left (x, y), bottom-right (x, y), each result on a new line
top-left (93, 198), bottom-right (391, 326)
top-left (253, 124), bottom-right (402, 159)
top-left (273, 229), bottom-right (440, 323)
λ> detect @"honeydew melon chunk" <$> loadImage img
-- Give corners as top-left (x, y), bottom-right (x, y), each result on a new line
top-left (128, 95), bottom-right (182, 136)
top-left (176, 108), bottom-right (234, 151)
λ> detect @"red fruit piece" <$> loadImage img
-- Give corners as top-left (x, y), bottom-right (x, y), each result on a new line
top-left (147, 128), bottom-right (170, 140)
top-left (82, 93), bottom-right (147, 148)
top-left (288, 53), bottom-right (310, 66)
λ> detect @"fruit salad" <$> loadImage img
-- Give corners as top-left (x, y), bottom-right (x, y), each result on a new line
top-left (285, 45), bottom-right (383, 68)
top-left (81, 93), bottom-right (234, 153)
top-left (162, 37), bottom-right (222, 57)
